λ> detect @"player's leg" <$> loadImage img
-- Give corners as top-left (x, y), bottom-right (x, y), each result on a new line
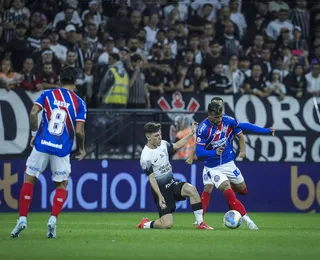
top-left (137, 213), bottom-right (174, 229)
top-left (137, 185), bottom-right (175, 229)
top-left (179, 182), bottom-right (213, 229)
top-left (231, 182), bottom-right (248, 195)
top-left (201, 167), bottom-right (215, 215)
top-left (11, 148), bottom-right (49, 238)
top-left (46, 154), bottom-right (71, 238)
top-left (210, 166), bottom-right (258, 230)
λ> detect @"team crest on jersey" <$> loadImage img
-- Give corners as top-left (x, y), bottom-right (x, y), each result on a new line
top-left (196, 137), bottom-right (201, 143)
top-left (157, 92), bottom-right (200, 142)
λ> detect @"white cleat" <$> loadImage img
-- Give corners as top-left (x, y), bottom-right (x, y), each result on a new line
top-left (11, 220), bottom-right (27, 238)
top-left (247, 222), bottom-right (259, 230)
top-left (47, 216), bottom-right (57, 238)
top-left (193, 221), bottom-right (197, 225)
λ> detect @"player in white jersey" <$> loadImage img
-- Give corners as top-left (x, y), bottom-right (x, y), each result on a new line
top-left (136, 122), bottom-right (213, 230)
top-left (10, 67), bottom-right (87, 238)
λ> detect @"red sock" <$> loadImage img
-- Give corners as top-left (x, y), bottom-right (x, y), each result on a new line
top-left (201, 191), bottom-right (211, 214)
top-left (238, 188), bottom-right (248, 195)
top-left (19, 182), bottom-right (34, 217)
top-left (224, 189), bottom-right (247, 216)
top-left (51, 189), bottom-right (67, 217)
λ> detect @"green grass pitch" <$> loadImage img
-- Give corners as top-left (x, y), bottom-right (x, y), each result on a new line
top-left (0, 213), bottom-right (319, 260)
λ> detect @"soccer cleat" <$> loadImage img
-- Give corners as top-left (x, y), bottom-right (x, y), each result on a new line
top-left (193, 221), bottom-right (197, 225)
top-left (136, 217), bottom-right (148, 228)
top-left (10, 220), bottom-right (27, 238)
top-left (47, 216), bottom-right (57, 238)
top-left (196, 222), bottom-right (214, 230)
top-left (247, 222), bottom-right (259, 230)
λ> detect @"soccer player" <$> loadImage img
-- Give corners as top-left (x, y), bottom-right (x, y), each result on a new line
top-left (187, 97), bottom-right (275, 217)
top-left (196, 102), bottom-right (261, 229)
top-left (10, 66), bottom-right (87, 238)
top-left (136, 122), bottom-right (213, 230)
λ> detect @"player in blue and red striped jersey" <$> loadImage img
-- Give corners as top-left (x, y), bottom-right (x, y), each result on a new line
top-left (196, 101), bottom-right (260, 230)
top-left (187, 97), bottom-right (275, 222)
top-left (11, 66), bottom-right (87, 239)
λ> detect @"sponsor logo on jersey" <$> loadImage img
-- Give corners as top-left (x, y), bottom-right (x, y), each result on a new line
top-left (41, 139), bottom-right (63, 149)
top-left (54, 100), bottom-right (70, 109)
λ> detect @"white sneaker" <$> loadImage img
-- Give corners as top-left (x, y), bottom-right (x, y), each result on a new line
top-left (11, 220), bottom-right (27, 238)
top-left (247, 222), bottom-right (259, 230)
top-left (47, 216), bottom-right (57, 238)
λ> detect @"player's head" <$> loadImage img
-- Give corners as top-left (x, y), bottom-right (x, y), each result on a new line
top-left (60, 66), bottom-right (78, 91)
top-left (208, 102), bottom-right (223, 126)
top-left (211, 97), bottom-right (225, 113)
top-left (143, 122), bottom-right (162, 147)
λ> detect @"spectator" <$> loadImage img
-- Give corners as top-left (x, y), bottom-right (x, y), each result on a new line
top-left (266, 69), bottom-right (286, 101)
top-left (306, 62), bottom-right (320, 96)
top-left (284, 64), bottom-right (307, 98)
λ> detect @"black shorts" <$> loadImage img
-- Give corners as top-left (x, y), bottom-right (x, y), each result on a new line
top-left (151, 181), bottom-right (187, 217)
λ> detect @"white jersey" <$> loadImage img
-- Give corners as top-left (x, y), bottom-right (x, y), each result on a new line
top-left (140, 140), bottom-right (174, 189)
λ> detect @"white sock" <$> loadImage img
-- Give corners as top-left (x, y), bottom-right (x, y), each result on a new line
top-left (19, 216), bottom-right (27, 223)
top-left (194, 209), bottom-right (203, 225)
top-left (143, 221), bottom-right (153, 229)
top-left (242, 214), bottom-right (253, 224)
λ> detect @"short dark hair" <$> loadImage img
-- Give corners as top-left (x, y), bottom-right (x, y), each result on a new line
top-left (109, 53), bottom-right (120, 61)
top-left (60, 66), bottom-right (77, 85)
top-left (208, 102), bottom-right (223, 115)
top-left (143, 122), bottom-right (161, 134)
top-left (211, 97), bottom-right (224, 103)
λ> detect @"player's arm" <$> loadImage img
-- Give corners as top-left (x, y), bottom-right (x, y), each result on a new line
top-left (29, 104), bottom-right (42, 147)
top-left (172, 122), bottom-right (198, 151)
top-left (30, 104), bottom-right (42, 132)
top-left (75, 99), bottom-right (87, 160)
top-left (239, 122), bottom-right (275, 135)
top-left (237, 131), bottom-right (246, 158)
top-left (185, 147), bottom-right (196, 165)
top-left (141, 160), bottom-right (166, 209)
top-left (75, 121), bottom-right (86, 160)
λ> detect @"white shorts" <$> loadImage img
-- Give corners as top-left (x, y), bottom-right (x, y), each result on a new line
top-left (202, 161), bottom-right (244, 188)
top-left (25, 148), bottom-right (71, 182)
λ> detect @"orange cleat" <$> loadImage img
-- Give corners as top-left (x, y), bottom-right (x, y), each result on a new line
top-left (136, 217), bottom-right (149, 228)
top-left (196, 222), bottom-right (214, 230)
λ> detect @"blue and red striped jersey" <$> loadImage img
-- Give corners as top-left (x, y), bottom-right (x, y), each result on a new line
top-left (34, 88), bottom-right (87, 157)
top-left (196, 115), bottom-right (242, 167)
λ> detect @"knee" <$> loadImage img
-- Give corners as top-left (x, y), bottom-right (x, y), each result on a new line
top-left (204, 184), bottom-right (214, 193)
top-left (238, 188), bottom-right (248, 195)
top-left (185, 184), bottom-right (198, 197)
top-left (162, 220), bottom-right (173, 229)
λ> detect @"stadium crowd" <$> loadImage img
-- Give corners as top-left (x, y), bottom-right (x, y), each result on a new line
top-left (0, 0), bottom-right (320, 109)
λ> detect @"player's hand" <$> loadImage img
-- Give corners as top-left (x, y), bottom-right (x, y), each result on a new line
top-left (158, 195), bottom-right (167, 210)
top-left (239, 151), bottom-right (246, 158)
top-left (30, 136), bottom-right (35, 147)
top-left (185, 156), bottom-right (193, 165)
top-left (75, 149), bottom-right (86, 161)
top-left (191, 122), bottom-right (198, 135)
top-left (216, 145), bottom-right (225, 155)
top-left (270, 127), bottom-right (275, 136)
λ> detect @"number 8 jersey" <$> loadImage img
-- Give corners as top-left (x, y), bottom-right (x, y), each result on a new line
top-left (34, 88), bottom-right (87, 157)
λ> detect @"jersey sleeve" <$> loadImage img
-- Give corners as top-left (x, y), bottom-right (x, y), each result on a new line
top-left (164, 140), bottom-right (174, 155)
top-left (140, 158), bottom-right (153, 176)
top-left (234, 127), bottom-right (242, 135)
top-left (196, 123), bottom-right (208, 146)
top-left (228, 116), bottom-right (240, 129)
top-left (34, 91), bottom-right (46, 109)
top-left (76, 98), bottom-right (87, 122)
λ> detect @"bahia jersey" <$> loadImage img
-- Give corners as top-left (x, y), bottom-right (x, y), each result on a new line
top-left (34, 88), bottom-right (87, 157)
top-left (196, 115), bottom-right (241, 168)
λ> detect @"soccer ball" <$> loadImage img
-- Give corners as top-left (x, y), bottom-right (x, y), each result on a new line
top-left (223, 210), bottom-right (242, 229)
